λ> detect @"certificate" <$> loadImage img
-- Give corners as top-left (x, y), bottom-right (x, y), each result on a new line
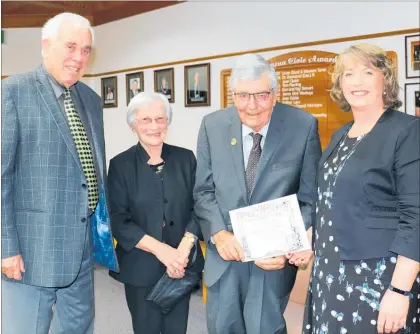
top-left (229, 194), bottom-right (311, 262)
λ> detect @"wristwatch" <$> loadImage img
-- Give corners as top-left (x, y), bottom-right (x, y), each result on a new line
top-left (388, 284), bottom-right (412, 297)
top-left (183, 232), bottom-right (197, 245)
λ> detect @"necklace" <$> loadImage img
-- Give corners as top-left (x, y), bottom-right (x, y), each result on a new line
top-left (331, 127), bottom-right (368, 186)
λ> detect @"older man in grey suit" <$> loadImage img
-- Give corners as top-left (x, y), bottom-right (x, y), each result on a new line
top-left (194, 53), bottom-right (321, 334)
top-left (1, 13), bottom-right (117, 334)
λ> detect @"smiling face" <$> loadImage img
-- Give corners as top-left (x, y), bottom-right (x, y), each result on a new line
top-left (42, 22), bottom-right (92, 88)
top-left (233, 72), bottom-right (276, 132)
top-left (340, 55), bottom-right (385, 112)
top-left (132, 100), bottom-right (168, 148)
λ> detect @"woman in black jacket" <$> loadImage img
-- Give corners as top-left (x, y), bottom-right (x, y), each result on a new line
top-left (108, 92), bottom-right (204, 334)
top-left (302, 44), bottom-right (419, 334)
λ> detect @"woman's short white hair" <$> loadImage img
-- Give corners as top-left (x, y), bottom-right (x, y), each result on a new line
top-left (127, 92), bottom-right (173, 127)
top-left (42, 12), bottom-right (94, 44)
top-left (229, 53), bottom-right (278, 92)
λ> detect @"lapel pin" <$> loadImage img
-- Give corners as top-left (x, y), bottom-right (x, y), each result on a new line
top-left (231, 138), bottom-right (237, 146)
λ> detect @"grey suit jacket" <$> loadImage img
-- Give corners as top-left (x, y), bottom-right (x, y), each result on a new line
top-left (194, 102), bottom-right (321, 289)
top-left (1, 65), bottom-right (115, 287)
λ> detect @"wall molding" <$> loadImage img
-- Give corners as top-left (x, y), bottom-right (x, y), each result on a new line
top-left (2, 28), bottom-right (419, 80)
top-left (85, 28), bottom-right (419, 78)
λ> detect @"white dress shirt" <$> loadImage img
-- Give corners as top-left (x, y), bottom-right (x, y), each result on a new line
top-left (242, 119), bottom-right (270, 169)
top-left (210, 117), bottom-right (272, 244)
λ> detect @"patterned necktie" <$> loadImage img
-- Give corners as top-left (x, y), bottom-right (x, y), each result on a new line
top-left (245, 132), bottom-right (263, 201)
top-left (64, 88), bottom-right (99, 212)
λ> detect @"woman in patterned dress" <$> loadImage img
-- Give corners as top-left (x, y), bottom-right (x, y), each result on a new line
top-left (302, 44), bottom-right (420, 334)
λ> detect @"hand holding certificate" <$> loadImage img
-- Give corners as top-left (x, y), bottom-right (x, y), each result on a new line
top-left (229, 194), bottom-right (311, 262)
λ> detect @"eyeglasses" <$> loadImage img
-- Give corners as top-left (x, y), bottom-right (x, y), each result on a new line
top-left (233, 90), bottom-right (273, 103)
top-left (135, 117), bottom-right (167, 125)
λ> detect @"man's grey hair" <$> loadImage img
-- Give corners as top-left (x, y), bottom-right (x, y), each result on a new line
top-left (42, 12), bottom-right (94, 44)
top-left (229, 53), bottom-right (278, 92)
top-left (127, 92), bottom-right (173, 127)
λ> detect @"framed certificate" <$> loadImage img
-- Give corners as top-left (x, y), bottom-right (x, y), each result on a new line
top-left (229, 194), bottom-right (311, 262)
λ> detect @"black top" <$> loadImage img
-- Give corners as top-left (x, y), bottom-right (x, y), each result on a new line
top-left (304, 131), bottom-right (420, 334)
top-left (312, 109), bottom-right (420, 262)
top-left (108, 143), bottom-right (204, 287)
top-left (148, 161), bottom-right (171, 245)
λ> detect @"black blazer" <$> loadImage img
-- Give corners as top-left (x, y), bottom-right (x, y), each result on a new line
top-left (188, 89), bottom-right (207, 100)
top-left (313, 109), bottom-right (419, 262)
top-left (129, 89), bottom-right (139, 99)
top-left (108, 143), bottom-right (204, 287)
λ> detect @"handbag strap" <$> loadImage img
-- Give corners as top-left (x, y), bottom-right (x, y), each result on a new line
top-left (186, 241), bottom-right (198, 269)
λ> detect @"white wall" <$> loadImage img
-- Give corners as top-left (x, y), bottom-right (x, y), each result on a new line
top-left (1, 28), bottom-right (95, 75)
top-left (2, 2), bottom-right (419, 163)
top-left (1, 28), bottom-right (43, 74)
top-left (92, 2), bottom-right (419, 73)
top-left (92, 1), bottom-right (419, 161)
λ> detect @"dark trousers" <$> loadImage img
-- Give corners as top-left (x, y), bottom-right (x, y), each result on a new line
top-left (124, 283), bottom-right (191, 334)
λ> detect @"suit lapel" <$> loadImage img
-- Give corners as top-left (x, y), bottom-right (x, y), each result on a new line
top-left (35, 66), bottom-right (82, 172)
top-left (74, 83), bottom-right (105, 184)
top-left (254, 103), bottom-right (286, 187)
top-left (228, 109), bottom-right (247, 202)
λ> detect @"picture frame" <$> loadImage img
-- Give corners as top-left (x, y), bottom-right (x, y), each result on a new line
top-left (184, 63), bottom-right (210, 107)
top-left (405, 34), bottom-right (420, 79)
top-left (154, 68), bottom-right (174, 103)
top-left (126, 72), bottom-right (144, 105)
top-left (404, 82), bottom-right (420, 117)
top-left (101, 76), bottom-right (117, 108)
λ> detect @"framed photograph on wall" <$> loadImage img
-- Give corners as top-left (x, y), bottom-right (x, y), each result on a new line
top-left (101, 76), bottom-right (117, 108)
top-left (404, 82), bottom-right (420, 117)
top-left (184, 63), bottom-right (210, 107)
top-left (126, 72), bottom-right (144, 105)
top-left (154, 68), bottom-right (174, 103)
top-left (405, 34), bottom-right (420, 78)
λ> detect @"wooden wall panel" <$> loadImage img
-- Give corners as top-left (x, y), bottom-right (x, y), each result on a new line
top-left (220, 50), bottom-right (397, 150)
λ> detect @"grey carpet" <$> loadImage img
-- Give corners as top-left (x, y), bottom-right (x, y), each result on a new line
top-left (93, 265), bottom-right (207, 334)
top-left (93, 265), bottom-right (304, 333)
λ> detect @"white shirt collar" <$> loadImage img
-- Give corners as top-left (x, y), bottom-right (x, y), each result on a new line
top-left (241, 117), bottom-right (271, 140)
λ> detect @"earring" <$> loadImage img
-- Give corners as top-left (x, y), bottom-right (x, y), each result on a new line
top-left (383, 91), bottom-right (387, 95)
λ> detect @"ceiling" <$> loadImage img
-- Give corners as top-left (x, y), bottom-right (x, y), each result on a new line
top-left (1, 1), bottom-right (181, 28)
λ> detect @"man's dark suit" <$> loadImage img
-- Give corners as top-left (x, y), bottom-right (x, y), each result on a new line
top-left (108, 142), bottom-right (204, 333)
top-left (194, 102), bottom-right (321, 333)
top-left (130, 89), bottom-right (139, 99)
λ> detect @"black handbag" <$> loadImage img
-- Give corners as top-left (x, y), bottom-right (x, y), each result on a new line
top-left (146, 244), bottom-right (201, 315)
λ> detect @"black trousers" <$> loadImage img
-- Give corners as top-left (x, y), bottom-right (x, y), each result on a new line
top-left (124, 283), bottom-right (191, 334)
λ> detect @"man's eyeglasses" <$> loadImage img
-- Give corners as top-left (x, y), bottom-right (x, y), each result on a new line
top-left (135, 117), bottom-right (167, 125)
top-left (233, 90), bottom-right (273, 103)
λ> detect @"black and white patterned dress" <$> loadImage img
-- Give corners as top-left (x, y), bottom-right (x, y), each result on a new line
top-left (302, 134), bottom-right (420, 334)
